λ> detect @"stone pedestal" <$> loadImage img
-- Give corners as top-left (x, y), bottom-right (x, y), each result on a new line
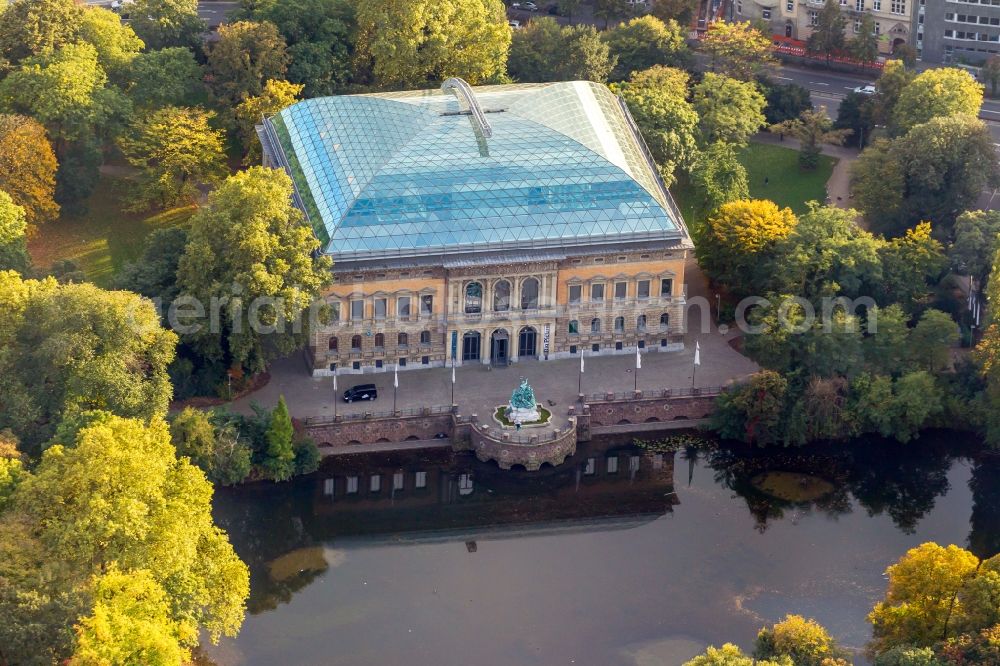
top-left (506, 403), bottom-right (541, 424)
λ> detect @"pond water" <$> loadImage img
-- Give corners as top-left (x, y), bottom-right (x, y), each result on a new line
top-left (206, 432), bottom-right (1000, 666)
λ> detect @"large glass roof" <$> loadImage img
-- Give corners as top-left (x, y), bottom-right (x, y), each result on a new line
top-left (267, 81), bottom-right (686, 260)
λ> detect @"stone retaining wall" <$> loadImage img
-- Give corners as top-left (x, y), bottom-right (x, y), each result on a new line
top-left (458, 418), bottom-right (578, 471)
top-left (309, 413), bottom-right (456, 449)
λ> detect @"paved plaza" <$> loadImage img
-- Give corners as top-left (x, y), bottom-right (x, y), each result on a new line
top-left (230, 263), bottom-right (759, 428)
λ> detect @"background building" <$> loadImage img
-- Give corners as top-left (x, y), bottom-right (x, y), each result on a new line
top-left (260, 80), bottom-right (692, 377)
top-left (919, 0), bottom-right (1000, 64)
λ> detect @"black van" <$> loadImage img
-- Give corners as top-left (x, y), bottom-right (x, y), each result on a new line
top-left (343, 384), bottom-right (378, 403)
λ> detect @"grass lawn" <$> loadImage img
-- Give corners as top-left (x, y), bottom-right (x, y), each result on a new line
top-left (672, 141), bottom-right (836, 226)
top-left (28, 175), bottom-right (196, 287)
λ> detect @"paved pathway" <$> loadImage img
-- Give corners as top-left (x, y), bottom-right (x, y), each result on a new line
top-left (230, 261), bottom-right (760, 430)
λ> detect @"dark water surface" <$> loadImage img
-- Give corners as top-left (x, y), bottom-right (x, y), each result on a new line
top-left (206, 432), bottom-right (1000, 666)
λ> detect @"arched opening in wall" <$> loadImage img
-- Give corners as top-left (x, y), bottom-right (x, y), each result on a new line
top-left (520, 277), bottom-right (539, 310)
top-left (510, 464), bottom-right (528, 472)
top-left (347, 440), bottom-right (362, 445)
top-left (617, 419), bottom-right (631, 425)
top-left (328, 337), bottom-right (338, 351)
top-left (591, 318), bottom-right (601, 333)
top-left (539, 462), bottom-right (555, 470)
top-left (420, 330), bottom-right (431, 345)
top-left (672, 415), bottom-right (689, 421)
top-left (376, 437), bottom-right (392, 443)
top-left (494, 280), bottom-right (511, 311)
top-left (405, 435), bottom-right (420, 441)
top-left (644, 417), bottom-right (661, 423)
top-left (518, 326), bottom-right (537, 359)
top-left (463, 330), bottom-right (482, 361)
top-left (660, 312), bottom-right (669, 330)
top-left (351, 335), bottom-right (362, 351)
top-left (491, 328), bottom-right (509, 366)
top-left (614, 316), bottom-right (624, 333)
top-left (465, 281), bottom-right (483, 314)
top-left (374, 333), bottom-right (385, 349)
top-left (785, 21), bottom-right (793, 37)
top-left (892, 37), bottom-right (906, 52)
top-left (398, 332), bottom-right (408, 347)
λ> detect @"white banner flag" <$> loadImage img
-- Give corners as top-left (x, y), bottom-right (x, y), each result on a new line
top-left (580, 352), bottom-right (584, 373)
top-left (635, 345), bottom-right (641, 370)
top-left (394, 364), bottom-right (399, 388)
top-left (694, 341), bottom-right (701, 367)
top-left (452, 363), bottom-right (456, 384)
top-left (333, 372), bottom-right (337, 392)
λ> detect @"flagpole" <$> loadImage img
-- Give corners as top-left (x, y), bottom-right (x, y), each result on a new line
top-left (393, 364), bottom-right (398, 412)
top-left (451, 361), bottom-right (456, 406)
top-left (333, 372), bottom-right (338, 419)
top-left (634, 346), bottom-right (640, 392)
top-left (692, 340), bottom-right (701, 389)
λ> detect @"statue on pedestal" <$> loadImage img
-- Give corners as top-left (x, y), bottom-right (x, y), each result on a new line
top-left (506, 378), bottom-right (540, 424)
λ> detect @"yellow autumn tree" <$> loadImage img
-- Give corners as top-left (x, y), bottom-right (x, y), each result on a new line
top-left (0, 114), bottom-right (59, 227)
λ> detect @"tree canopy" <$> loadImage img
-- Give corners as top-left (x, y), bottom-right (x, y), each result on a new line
top-left (508, 18), bottom-right (615, 83)
top-left (79, 6), bottom-right (145, 82)
top-left (0, 114), bottom-right (59, 227)
top-left (692, 73), bottom-right (766, 148)
top-left (0, 191), bottom-right (29, 274)
top-left (601, 16), bottom-right (687, 81)
top-left (0, 0), bottom-right (82, 66)
top-left (701, 20), bottom-right (775, 81)
top-left (893, 67), bottom-right (984, 136)
top-left (126, 47), bottom-right (206, 110)
top-left (206, 20), bottom-right (289, 107)
top-left (234, 79), bottom-right (303, 164)
top-left (128, 0), bottom-right (206, 51)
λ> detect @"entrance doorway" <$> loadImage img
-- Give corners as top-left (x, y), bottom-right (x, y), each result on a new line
top-left (518, 326), bottom-right (537, 359)
top-left (490, 329), bottom-right (509, 366)
top-left (462, 331), bottom-right (481, 362)
top-left (785, 22), bottom-right (793, 37)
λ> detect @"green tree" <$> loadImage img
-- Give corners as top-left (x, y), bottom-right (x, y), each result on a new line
top-left (950, 210), bottom-right (1000, 287)
top-left (71, 568), bottom-right (189, 666)
top-left (176, 167), bottom-right (332, 374)
top-left (0, 273), bottom-right (177, 451)
top-left (710, 370), bottom-right (789, 446)
top-left (873, 59), bottom-right (915, 126)
top-left (909, 309), bottom-right (958, 372)
top-left (127, 47), bottom-right (206, 109)
top-left (114, 226), bottom-right (189, 304)
top-left (807, 0), bottom-right (847, 67)
top-left (170, 407), bottom-right (218, 472)
top-left (755, 614), bottom-right (847, 665)
top-left (117, 106), bottom-right (228, 211)
top-left (868, 543), bottom-right (980, 652)
top-left (877, 222), bottom-right (946, 310)
top-left (701, 20), bottom-right (775, 81)
top-left (0, 43), bottom-right (122, 149)
top-left (873, 646), bottom-right (943, 666)
top-left (263, 396), bottom-right (296, 481)
top-left (835, 90), bottom-right (877, 148)
top-left (355, 0), bottom-right (510, 88)
top-left (852, 116), bottom-right (999, 237)
top-left (770, 107), bottom-right (851, 169)
top-left (0, 0), bottom-right (82, 66)
top-left (692, 73), bottom-right (766, 148)
top-left (0, 114), bottom-right (59, 227)
top-left (593, 0), bottom-right (628, 29)
top-left (79, 6), bottom-right (144, 82)
top-left (0, 191), bottom-right (30, 273)
top-left (685, 643), bottom-right (792, 666)
top-left (509, 18), bottom-right (616, 83)
top-left (602, 16), bottom-right (687, 81)
top-left (206, 20), bottom-right (289, 107)
top-left (128, 0), bottom-right (206, 50)
top-left (893, 67), bottom-right (984, 136)
top-left (695, 198), bottom-right (798, 295)
top-left (865, 304), bottom-right (912, 376)
top-left (689, 142), bottom-right (750, 215)
top-left (850, 12), bottom-right (879, 68)
top-left (612, 66), bottom-right (699, 187)
top-left (761, 80), bottom-right (813, 124)
top-left (234, 79), bottom-right (303, 164)
top-left (651, 0), bottom-right (699, 25)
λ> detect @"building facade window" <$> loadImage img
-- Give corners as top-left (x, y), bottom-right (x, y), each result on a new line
top-left (873, 0), bottom-right (881, 10)
top-left (614, 281), bottom-right (627, 300)
top-left (762, 8), bottom-right (771, 18)
top-left (854, 17), bottom-right (862, 31)
top-left (374, 298), bottom-right (387, 320)
top-left (591, 317), bottom-right (601, 333)
top-left (856, 0), bottom-right (864, 9)
top-left (660, 278), bottom-right (673, 297)
top-left (415, 471), bottom-right (427, 488)
top-left (397, 296), bottom-right (411, 318)
top-left (614, 316), bottom-right (625, 332)
top-left (637, 314), bottom-right (647, 331)
top-left (370, 475), bottom-right (381, 492)
top-left (374, 333), bottom-right (385, 349)
top-left (736, 0), bottom-right (742, 13)
top-left (494, 280), bottom-right (511, 311)
top-left (809, 9), bottom-right (819, 24)
top-left (330, 302), bottom-right (341, 321)
top-left (420, 294), bottom-right (433, 316)
top-left (465, 282), bottom-right (483, 314)
top-left (637, 279), bottom-right (650, 299)
top-left (351, 335), bottom-right (362, 351)
top-left (584, 458), bottom-right (596, 475)
top-left (568, 319), bottom-right (579, 335)
top-left (786, 0), bottom-right (793, 9)
top-left (591, 283), bottom-right (605, 302)
top-left (521, 277), bottom-right (539, 310)
top-left (660, 312), bottom-right (670, 329)
top-left (351, 299), bottom-right (364, 320)
top-left (393, 472), bottom-right (404, 490)
top-left (398, 332), bottom-right (408, 347)
top-left (346, 476), bottom-right (359, 494)
top-left (323, 478), bottom-right (334, 495)
top-left (420, 330), bottom-right (431, 345)
top-left (568, 284), bottom-right (582, 304)
top-left (328, 337), bottom-right (338, 351)
top-left (891, 0), bottom-right (905, 13)
top-left (607, 456), bottom-right (619, 473)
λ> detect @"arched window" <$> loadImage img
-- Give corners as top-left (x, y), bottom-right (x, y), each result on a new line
top-left (374, 333), bottom-right (385, 348)
top-left (419, 330), bottom-right (431, 345)
top-left (660, 312), bottom-right (670, 329)
top-left (521, 277), bottom-right (539, 310)
top-left (398, 332), bottom-right (408, 347)
top-left (637, 315), bottom-right (647, 331)
top-left (614, 316), bottom-right (624, 332)
top-left (328, 337), bottom-right (338, 351)
top-left (493, 280), bottom-right (510, 311)
top-left (351, 335), bottom-right (362, 351)
top-left (568, 319), bottom-right (579, 335)
top-left (591, 318), bottom-right (601, 333)
top-left (465, 282), bottom-right (483, 314)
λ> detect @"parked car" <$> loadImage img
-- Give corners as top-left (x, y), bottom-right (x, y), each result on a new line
top-left (344, 384), bottom-right (378, 403)
top-left (508, 19), bottom-right (522, 29)
top-left (512, 2), bottom-right (538, 10)
top-left (854, 84), bottom-right (877, 95)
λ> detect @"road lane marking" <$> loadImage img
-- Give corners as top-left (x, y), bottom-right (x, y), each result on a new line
top-left (775, 76), bottom-right (793, 80)
top-left (981, 108), bottom-right (1000, 115)
top-left (809, 81), bottom-right (830, 86)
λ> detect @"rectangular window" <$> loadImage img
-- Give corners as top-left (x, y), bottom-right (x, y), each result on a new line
top-left (637, 280), bottom-right (650, 299)
top-left (330, 302), bottom-right (341, 321)
top-left (591, 343), bottom-right (600, 352)
top-left (614, 282), bottom-right (627, 300)
top-left (854, 18), bottom-right (862, 32)
top-left (630, 455), bottom-right (640, 472)
top-left (323, 478), bottom-right (335, 496)
top-left (346, 476), bottom-right (359, 494)
top-left (839, 0), bottom-right (847, 6)
top-left (591, 283), bottom-right (604, 302)
top-left (606, 456), bottom-right (619, 474)
top-left (420, 295), bottom-right (433, 316)
top-left (415, 471), bottom-right (427, 488)
top-left (393, 472), bottom-right (404, 490)
top-left (762, 8), bottom-right (771, 18)
top-left (458, 473), bottom-right (473, 495)
top-left (873, 0), bottom-right (880, 9)
top-left (584, 458), bottom-right (596, 475)
top-left (875, 20), bottom-right (881, 33)
top-left (569, 345), bottom-right (577, 354)
top-left (660, 278), bottom-right (673, 297)
top-left (398, 357), bottom-right (406, 367)
top-left (891, 0), bottom-right (905, 13)
top-left (374, 298), bottom-right (387, 320)
top-left (809, 9), bottom-right (819, 24)
top-left (351, 300), bottom-right (364, 320)
top-left (568, 320), bottom-right (579, 334)
top-left (370, 475), bottom-right (381, 492)
top-left (352, 361), bottom-right (361, 370)
top-left (736, 1), bottom-right (742, 13)
top-left (375, 359), bottom-right (383, 369)
top-left (786, 0), bottom-right (793, 9)
top-left (569, 284), bottom-right (582, 304)
top-left (421, 355), bottom-right (429, 365)
top-left (856, 0), bottom-right (864, 9)
top-left (397, 296), bottom-right (411, 318)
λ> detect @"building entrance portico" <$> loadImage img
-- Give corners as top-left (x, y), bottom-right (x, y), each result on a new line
top-left (490, 329), bottom-right (509, 367)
